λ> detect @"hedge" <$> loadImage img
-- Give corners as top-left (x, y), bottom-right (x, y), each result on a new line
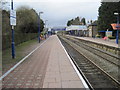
top-left (2, 33), bottom-right (38, 50)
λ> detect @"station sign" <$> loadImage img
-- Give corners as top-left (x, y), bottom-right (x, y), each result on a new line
top-left (10, 10), bottom-right (16, 26)
top-left (111, 23), bottom-right (120, 30)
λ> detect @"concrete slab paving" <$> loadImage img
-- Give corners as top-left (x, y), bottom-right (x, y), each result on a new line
top-left (2, 35), bottom-right (86, 89)
top-left (42, 35), bottom-right (85, 88)
top-left (2, 37), bottom-right (52, 88)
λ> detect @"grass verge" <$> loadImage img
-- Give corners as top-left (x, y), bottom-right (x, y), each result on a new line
top-left (2, 38), bottom-right (41, 74)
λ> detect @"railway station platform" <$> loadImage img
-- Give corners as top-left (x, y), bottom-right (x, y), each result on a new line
top-left (67, 35), bottom-right (119, 48)
top-left (2, 35), bottom-right (87, 88)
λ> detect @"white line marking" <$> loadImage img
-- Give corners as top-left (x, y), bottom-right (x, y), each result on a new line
top-left (0, 38), bottom-right (50, 81)
top-left (57, 36), bottom-right (89, 89)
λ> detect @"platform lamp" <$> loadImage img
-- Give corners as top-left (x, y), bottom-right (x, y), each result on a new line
top-left (38, 12), bottom-right (43, 43)
top-left (45, 20), bottom-right (48, 33)
top-left (45, 20), bottom-right (48, 39)
top-left (114, 12), bottom-right (120, 44)
top-left (45, 20), bottom-right (48, 28)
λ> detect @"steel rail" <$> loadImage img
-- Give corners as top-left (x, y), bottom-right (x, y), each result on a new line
top-left (59, 35), bottom-right (120, 88)
top-left (65, 36), bottom-right (120, 67)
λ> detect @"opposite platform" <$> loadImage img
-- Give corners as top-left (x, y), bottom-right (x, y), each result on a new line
top-left (2, 35), bottom-right (87, 88)
top-left (67, 35), bottom-right (119, 48)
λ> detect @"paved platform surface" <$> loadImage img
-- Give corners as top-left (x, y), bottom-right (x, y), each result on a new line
top-left (67, 35), bottom-right (119, 48)
top-left (2, 35), bottom-right (85, 88)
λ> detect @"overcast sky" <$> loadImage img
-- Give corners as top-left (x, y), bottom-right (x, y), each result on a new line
top-left (8, 0), bottom-right (101, 27)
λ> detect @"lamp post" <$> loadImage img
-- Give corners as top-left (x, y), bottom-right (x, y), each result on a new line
top-left (38, 12), bottom-right (43, 43)
top-left (45, 20), bottom-right (48, 28)
top-left (45, 20), bottom-right (48, 32)
top-left (45, 20), bottom-right (48, 39)
top-left (114, 12), bottom-right (119, 44)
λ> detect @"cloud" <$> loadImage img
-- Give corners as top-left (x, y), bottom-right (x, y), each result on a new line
top-left (13, 0), bottom-right (101, 27)
top-left (12, 0), bottom-right (101, 3)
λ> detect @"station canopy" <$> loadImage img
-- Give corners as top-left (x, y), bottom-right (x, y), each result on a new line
top-left (66, 25), bottom-right (87, 31)
top-left (51, 26), bottom-right (66, 31)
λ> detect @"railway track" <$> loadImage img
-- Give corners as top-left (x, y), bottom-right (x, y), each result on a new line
top-left (65, 36), bottom-right (119, 67)
top-left (58, 35), bottom-right (120, 89)
top-left (61, 35), bottom-right (119, 81)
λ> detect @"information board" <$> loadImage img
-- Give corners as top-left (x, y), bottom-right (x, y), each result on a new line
top-left (10, 10), bottom-right (16, 26)
top-left (106, 31), bottom-right (112, 37)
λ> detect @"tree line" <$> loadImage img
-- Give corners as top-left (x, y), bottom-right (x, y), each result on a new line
top-left (67, 17), bottom-right (86, 26)
top-left (98, 2), bottom-right (120, 31)
top-left (3, 6), bottom-right (44, 35)
top-left (66, 2), bottom-right (120, 30)
top-left (66, 2), bottom-right (120, 37)
top-left (2, 6), bottom-right (44, 50)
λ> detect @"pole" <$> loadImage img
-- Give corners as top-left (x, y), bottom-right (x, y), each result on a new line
top-left (11, 0), bottom-right (15, 59)
top-left (38, 13), bottom-right (41, 43)
top-left (45, 20), bottom-right (48, 39)
top-left (116, 14), bottom-right (119, 44)
top-left (11, 0), bottom-right (13, 10)
top-left (116, 30), bottom-right (119, 44)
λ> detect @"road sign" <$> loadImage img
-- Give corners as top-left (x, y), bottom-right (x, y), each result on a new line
top-left (10, 10), bottom-right (16, 26)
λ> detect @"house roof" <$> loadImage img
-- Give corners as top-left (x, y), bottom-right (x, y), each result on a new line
top-left (66, 25), bottom-right (87, 31)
